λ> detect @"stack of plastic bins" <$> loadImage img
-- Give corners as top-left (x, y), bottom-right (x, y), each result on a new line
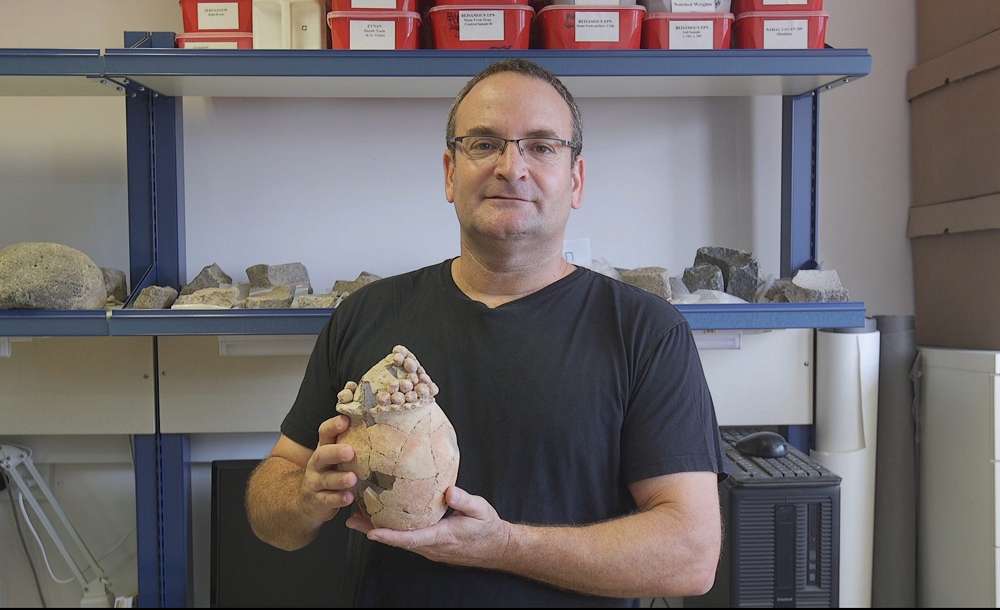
top-left (327, 0), bottom-right (422, 48)
top-left (537, 0), bottom-right (645, 49)
top-left (177, 0), bottom-right (254, 48)
top-left (428, 0), bottom-right (534, 49)
top-left (731, 0), bottom-right (827, 49)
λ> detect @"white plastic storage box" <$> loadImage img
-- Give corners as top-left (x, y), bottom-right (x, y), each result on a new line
top-left (253, 0), bottom-right (327, 48)
top-left (638, 0), bottom-right (730, 13)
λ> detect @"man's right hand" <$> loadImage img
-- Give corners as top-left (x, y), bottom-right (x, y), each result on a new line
top-left (298, 415), bottom-right (358, 526)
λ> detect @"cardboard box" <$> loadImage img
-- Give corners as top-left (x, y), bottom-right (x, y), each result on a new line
top-left (918, 0), bottom-right (1000, 63)
top-left (909, 194), bottom-right (1000, 349)
top-left (909, 29), bottom-right (1000, 349)
top-left (909, 29), bottom-right (1000, 208)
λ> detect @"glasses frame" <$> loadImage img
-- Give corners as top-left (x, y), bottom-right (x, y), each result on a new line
top-left (448, 135), bottom-right (581, 164)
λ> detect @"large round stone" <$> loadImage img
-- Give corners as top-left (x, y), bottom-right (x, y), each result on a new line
top-left (0, 242), bottom-right (107, 310)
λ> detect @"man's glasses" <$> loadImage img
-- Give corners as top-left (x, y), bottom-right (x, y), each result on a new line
top-left (448, 136), bottom-right (580, 166)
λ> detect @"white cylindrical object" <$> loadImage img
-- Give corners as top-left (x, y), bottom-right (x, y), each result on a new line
top-left (811, 447), bottom-right (877, 608)
top-left (815, 326), bottom-right (880, 452)
top-left (815, 321), bottom-right (880, 608)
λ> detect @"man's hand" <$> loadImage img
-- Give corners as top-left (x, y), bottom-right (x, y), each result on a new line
top-left (346, 486), bottom-right (513, 571)
top-left (298, 415), bottom-right (358, 527)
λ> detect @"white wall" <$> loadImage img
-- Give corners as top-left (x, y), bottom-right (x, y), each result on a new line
top-left (820, 0), bottom-right (916, 317)
top-left (181, 94), bottom-right (779, 289)
top-left (0, 0), bottom-right (917, 607)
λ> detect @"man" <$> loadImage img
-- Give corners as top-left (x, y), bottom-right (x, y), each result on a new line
top-left (246, 59), bottom-right (725, 607)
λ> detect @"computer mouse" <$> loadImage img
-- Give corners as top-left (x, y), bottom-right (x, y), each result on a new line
top-left (734, 431), bottom-right (788, 459)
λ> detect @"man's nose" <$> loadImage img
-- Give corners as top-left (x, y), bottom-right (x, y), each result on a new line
top-left (494, 140), bottom-right (530, 180)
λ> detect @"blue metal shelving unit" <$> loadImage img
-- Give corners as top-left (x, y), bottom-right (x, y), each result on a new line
top-left (1, 39), bottom-right (872, 606)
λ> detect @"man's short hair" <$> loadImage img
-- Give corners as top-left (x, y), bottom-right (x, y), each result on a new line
top-left (446, 59), bottom-right (583, 161)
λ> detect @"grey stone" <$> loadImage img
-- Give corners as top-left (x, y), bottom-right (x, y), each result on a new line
top-left (246, 262), bottom-right (312, 295)
top-left (331, 271), bottom-right (382, 296)
top-left (0, 242), bottom-right (107, 310)
top-left (668, 276), bottom-right (690, 299)
top-left (291, 293), bottom-right (342, 309)
top-left (101, 268), bottom-right (128, 303)
top-left (245, 285), bottom-right (294, 309)
top-left (132, 286), bottom-right (179, 309)
top-left (757, 278), bottom-right (793, 303)
top-left (172, 286), bottom-right (238, 309)
top-left (619, 266), bottom-right (671, 301)
top-left (683, 264), bottom-right (724, 293)
top-left (785, 270), bottom-right (849, 303)
top-left (694, 246), bottom-right (759, 302)
top-left (180, 263), bottom-right (232, 295)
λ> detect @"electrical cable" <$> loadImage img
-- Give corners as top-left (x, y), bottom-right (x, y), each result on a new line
top-left (5, 473), bottom-right (47, 608)
top-left (96, 528), bottom-right (135, 563)
top-left (18, 491), bottom-right (76, 584)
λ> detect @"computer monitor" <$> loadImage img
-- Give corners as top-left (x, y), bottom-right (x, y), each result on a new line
top-left (211, 460), bottom-right (367, 608)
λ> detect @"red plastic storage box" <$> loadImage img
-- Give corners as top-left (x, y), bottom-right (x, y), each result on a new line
top-left (329, 0), bottom-right (417, 10)
top-left (176, 31), bottom-right (254, 48)
top-left (732, 0), bottom-right (821, 13)
top-left (429, 5), bottom-right (533, 49)
top-left (179, 0), bottom-right (253, 32)
top-left (733, 11), bottom-right (827, 48)
top-left (327, 10), bottom-right (422, 48)
top-left (642, 12), bottom-right (732, 49)
top-left (537, 5), bottom-right (645, 50)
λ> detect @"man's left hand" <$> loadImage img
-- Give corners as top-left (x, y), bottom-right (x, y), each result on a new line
top-left (345, 486), bottom-right (513, 571)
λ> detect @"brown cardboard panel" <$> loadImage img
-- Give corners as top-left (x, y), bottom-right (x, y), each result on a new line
top-left (918, 0), bottom-right (1000, 63)
top-left (910, 51), bottom-right (1000, 208)
top-left (908, 28), bottom-right (1000, 100)
top-left (912, 230), bottom-right (1000, 350)
top-left (908, 194), bottom-right (1000, 238)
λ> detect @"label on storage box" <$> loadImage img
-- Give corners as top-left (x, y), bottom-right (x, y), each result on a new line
top-left (669, 20), bottom-right (713, 49)
top-left (670, 0), bottom-right (717, 12)
top-left (575, 12), bottom-right (620, 43)
top-left (575, 0), bottom-right (620, 5)
top-left (763, 0), bottom-right (809, 4)
top-left (763, 19), bottom-right (807, 49)
top-left (183, 41), bottom-right (240, 49)
top-left (350, 20), bottom-right (396, 49)
top-left (197, 2), bottom-right (240, 30)
top-left (353, 0), bottom-right (396, 7)
top-left (459, 10), bottom-right (505, 41)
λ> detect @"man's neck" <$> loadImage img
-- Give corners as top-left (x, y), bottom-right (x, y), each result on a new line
top-left (451, 242), bottom-right (575, 309)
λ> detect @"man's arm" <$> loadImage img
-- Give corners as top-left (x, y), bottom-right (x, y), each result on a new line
top-left (500, 471), bottom-right (721, 598)
top-left (357, 470), bottom-right (721, 599)
top-left (246, 416), bottom-right (358, 552)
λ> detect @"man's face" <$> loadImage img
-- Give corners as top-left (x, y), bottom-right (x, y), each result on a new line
top-left (444, 72), bottom-right (584, 245)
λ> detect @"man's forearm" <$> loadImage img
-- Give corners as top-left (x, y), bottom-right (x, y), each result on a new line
top-left (497, 505), bottom-right (718, 599)
top-left (246, 457), bottom-right (329, 551)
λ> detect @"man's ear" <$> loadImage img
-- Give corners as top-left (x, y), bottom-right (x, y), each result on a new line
top-left (570, 155), bottom-right (585, 210)
top-left (443, 149), bottom-right (456, 203)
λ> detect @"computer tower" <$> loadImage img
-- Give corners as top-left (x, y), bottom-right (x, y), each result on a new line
top-left (687, 428), bottom-right (842, 608)
top-left (211, 460), bottom-right (368, 608)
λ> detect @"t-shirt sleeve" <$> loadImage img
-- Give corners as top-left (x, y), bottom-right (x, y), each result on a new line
top-left (280, 316), bottom-right (340, 450)
top-left (622, 321), bottom-right (726, 484)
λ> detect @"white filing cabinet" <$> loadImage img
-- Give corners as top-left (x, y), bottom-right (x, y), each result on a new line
top-left (919, 347), bottom-right (1000, 607)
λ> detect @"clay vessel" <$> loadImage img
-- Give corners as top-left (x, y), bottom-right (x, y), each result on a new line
top-left (336, 345), bottom-right (460, 530)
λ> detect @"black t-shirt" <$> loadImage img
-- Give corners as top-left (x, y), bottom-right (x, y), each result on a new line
top-left (281, 258), bottom-right (725, 608)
